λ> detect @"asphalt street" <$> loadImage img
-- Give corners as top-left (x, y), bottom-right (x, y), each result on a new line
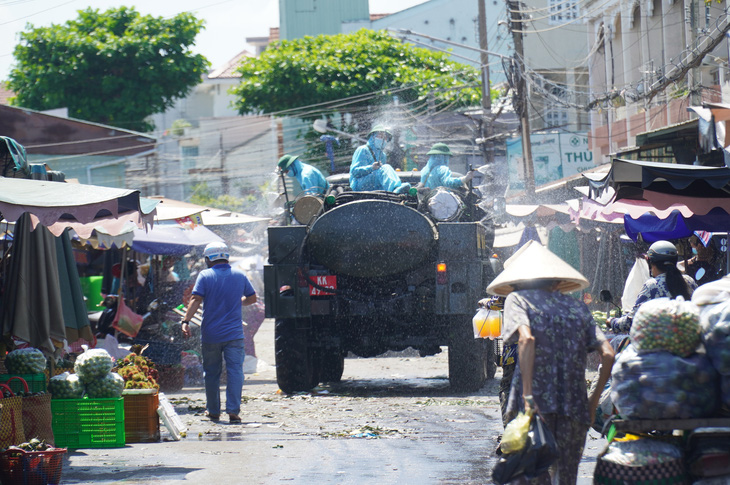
top-left (59, 319), bottom-right (605, 484)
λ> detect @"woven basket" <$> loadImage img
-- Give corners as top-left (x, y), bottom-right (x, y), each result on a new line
top-left (594, 454), bottom-right (688, 484)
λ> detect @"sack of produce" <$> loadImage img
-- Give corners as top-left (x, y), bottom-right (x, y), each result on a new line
top-left (48, 373), bottom-right (84, 399)
top-left (631, 297), bottom-right (701, 357)
top-left (611, 344), bottom-right (718, 419)
top-left (74, 349), bottom-right (113, 383)
top-left (698, 297), bottom-right (730, 375)
top-left (5, 348), bottom-right (47, 374)
top-left (85, 372), bottom-right (124, 398)
top-left (594, 439), bottom-right (687, 484)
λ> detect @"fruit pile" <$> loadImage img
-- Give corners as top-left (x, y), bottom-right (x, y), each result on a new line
top-left (631, 298), bottom-right (701, 357)
top-left (5, 348), bottom-right (47, 374)
top-left (116, 353), bottom-right (159, 390)
top-left (48, 373), bottom-right (84, 399)
top-left (4, 438), bottom-right (54, 453)
top-left (611, 344), bottom-right (718, 419)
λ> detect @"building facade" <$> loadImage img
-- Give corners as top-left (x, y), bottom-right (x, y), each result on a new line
top-left (586, 0), bottom-right (730, 162)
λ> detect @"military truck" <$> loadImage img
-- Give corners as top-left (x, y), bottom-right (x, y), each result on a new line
top-left (264, 172), bottom-right (498, 393)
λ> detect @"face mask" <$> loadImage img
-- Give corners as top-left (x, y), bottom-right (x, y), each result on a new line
top-left (692, 248), bottom-right (698, 255)
top-left (372, 138), bottom-right (386, 151)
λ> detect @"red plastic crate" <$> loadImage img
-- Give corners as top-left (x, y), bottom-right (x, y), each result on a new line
top-left (51, 397), bottom-right (125, 449)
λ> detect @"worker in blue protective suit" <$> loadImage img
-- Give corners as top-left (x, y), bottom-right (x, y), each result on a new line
top-left (419, 143), bottom-right (475, 189)
top-left (278, 154), bottom-right (329, 196)
top-left (349, 125), bottom-right (411, 193)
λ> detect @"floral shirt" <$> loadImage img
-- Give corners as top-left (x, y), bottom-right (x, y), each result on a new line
top-left (502, 289), bottom-right (606, 425)
top-left (611, 273), bottom-right (697, 333)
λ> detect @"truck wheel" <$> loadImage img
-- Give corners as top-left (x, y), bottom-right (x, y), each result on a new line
top-left (275, 318), bottom-right (316, 393)
top-left (319, 349), bottom-right (345, 383)
top-left (448, 316), bottom-right (488, 392)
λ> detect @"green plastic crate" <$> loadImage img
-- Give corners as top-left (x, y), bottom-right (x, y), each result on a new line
top-left (0, 374), bottom-right (47, 394)
top-left (51, 397), bottom-right (125, 449)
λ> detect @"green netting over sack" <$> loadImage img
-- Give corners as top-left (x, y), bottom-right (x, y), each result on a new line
top-left (611, 344), bottom-right (718, 419)
top-left (48, 373), bottom-right (84, 399)
top-left (74, 349), bottom-right (113, 384)
top-left (631, 297), bottom-right (701, 357)
top-left (5, 348), bottom-right (47, 374)
top-left (85, 372), bottom-right (124, 398)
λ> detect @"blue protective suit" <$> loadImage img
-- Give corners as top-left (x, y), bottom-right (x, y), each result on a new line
top-left (287, 159), bottom-right (329, 196)
top-left (349, 136), bottom-right (405, 192)
top-left (419, 155), bottom-right (464, 190)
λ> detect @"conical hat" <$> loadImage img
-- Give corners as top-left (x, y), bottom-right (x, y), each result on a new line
top-left (487, 240), bottom-right (589, 296)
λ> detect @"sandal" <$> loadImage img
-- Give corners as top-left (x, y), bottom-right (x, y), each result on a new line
top-left (228, 414), bottom-right (241, 424)
top-left (205, 411), bottom-right (220, 421)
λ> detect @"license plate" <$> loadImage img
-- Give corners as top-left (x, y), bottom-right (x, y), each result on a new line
top-left (309, 275), bottom-right (337, 296)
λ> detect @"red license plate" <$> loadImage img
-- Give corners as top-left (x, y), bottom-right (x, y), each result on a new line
top-left (309, 275), bottom-right (337, 296)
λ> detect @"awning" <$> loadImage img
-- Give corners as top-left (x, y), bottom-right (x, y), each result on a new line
top-left (149, 196), bottom-right (269, 226)
top-left (585, 159), bottom-right (730, 201)
top-left (0, 178), bottom-right (157, 237)
top-left (131, 224), bottom-right (224, 255)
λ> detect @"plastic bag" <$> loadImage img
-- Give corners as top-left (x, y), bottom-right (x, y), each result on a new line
top-left (611, 344), bottom-right (719, 419)
top-left (631, 297), bottom-right (701, 357)
top-left (492, 416), bottom-right (558, 484)
top-left (601, 438), bottom-right (683, 466)
top-left (621, 257), bottom-right (651, 311)
top-left (500, 411), bottom-right (531, 454)
top-left (112, 299), bottom-right (144, 338)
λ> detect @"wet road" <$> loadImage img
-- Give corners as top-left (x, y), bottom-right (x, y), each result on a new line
top-left (60, 319), bottom-right (605, 484)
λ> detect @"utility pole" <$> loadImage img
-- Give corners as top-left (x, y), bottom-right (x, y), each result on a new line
top-left (687, 0), bottom-right (701, 106)
top-left (508, 0), bottom-right (535, 199)
top-left (478, 0), bottom-right (493, 166)
top-left (219, 133), bottom-right (229, 194)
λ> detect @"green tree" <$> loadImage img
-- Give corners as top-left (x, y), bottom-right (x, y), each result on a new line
top-left (231, 30), bottom-right (485, 172)
top-left (232, 29), bottom-right (482, 116)
top-left (8, 7), bottom-right (209, 132)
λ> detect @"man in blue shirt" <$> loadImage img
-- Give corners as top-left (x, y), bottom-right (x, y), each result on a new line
top-left (181, 242), bottom-right (257, 423)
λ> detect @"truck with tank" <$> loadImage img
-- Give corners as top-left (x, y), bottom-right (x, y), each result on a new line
top-left (264, 171), bottom-right (499, 393)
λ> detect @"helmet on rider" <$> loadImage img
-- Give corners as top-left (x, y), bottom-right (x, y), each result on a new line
top-left (647, 240), bottom-right (678, 265)
top-left (203, 242), bottom-right (230, 262)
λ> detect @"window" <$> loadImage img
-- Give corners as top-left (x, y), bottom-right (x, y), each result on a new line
top-left (545, 107), bottom-right (569, 128)
top-left (549, 0), bottom-right (579, 24)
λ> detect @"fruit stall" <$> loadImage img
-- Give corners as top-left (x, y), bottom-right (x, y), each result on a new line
top-left (593, 284), bottom-right (730, 483)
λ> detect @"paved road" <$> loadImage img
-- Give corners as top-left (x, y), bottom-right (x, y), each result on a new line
top-left (60, 319), bottom-right (605, 484)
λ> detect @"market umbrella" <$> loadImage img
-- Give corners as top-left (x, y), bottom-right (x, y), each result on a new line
top-left (131, 224), bottom-right (224, 256)
top-left (0, 214), bottom-right (67, 353)
top-left (55, 229), bottom-right (94, 344)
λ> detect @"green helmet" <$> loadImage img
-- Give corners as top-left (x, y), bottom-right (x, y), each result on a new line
top-left (278, 154), bottom-right (298, 171)
top-left (368, 125), bottom-right (393, 141)
top-left (427, 143), bottom-right (452, 156)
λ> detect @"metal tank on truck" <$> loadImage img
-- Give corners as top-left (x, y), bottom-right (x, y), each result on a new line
top-left (264, 171), bottom-right (499, 393)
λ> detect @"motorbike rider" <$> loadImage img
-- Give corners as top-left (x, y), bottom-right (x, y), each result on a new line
top-left (349, 125), bottom-right (411, 194)
top-left (418, 143), bottom-right (475, 189)
top-left (278, 154), bottom-right (329, 196)
top-left (610, 240), bottom-right (697, 333)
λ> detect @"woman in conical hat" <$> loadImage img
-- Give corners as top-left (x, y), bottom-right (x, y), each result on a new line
top-left (492, 241), bottom-right (614, 484)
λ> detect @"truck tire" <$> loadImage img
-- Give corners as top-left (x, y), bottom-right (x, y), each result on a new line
top-left (275, 318), bottom-right (317, 393)
top-left (318, 349), bottom-right (345, 383)
top-left (448, 316), bottom-right (488, 392)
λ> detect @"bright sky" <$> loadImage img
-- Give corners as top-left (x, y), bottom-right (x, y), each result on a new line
top-left (0, 0), bottom-right (428, 81)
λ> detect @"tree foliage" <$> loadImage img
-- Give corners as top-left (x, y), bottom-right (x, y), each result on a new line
top-left (231, 29), bottom-right (482, 119)
top-left (8, 7), bottom-right (209, 132)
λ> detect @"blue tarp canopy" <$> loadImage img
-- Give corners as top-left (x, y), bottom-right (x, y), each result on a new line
top-left (132, 224), bottom-right (223, 255)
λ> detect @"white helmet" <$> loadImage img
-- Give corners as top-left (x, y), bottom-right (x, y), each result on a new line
top-left (203, 242), bottom-right (229, 262)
